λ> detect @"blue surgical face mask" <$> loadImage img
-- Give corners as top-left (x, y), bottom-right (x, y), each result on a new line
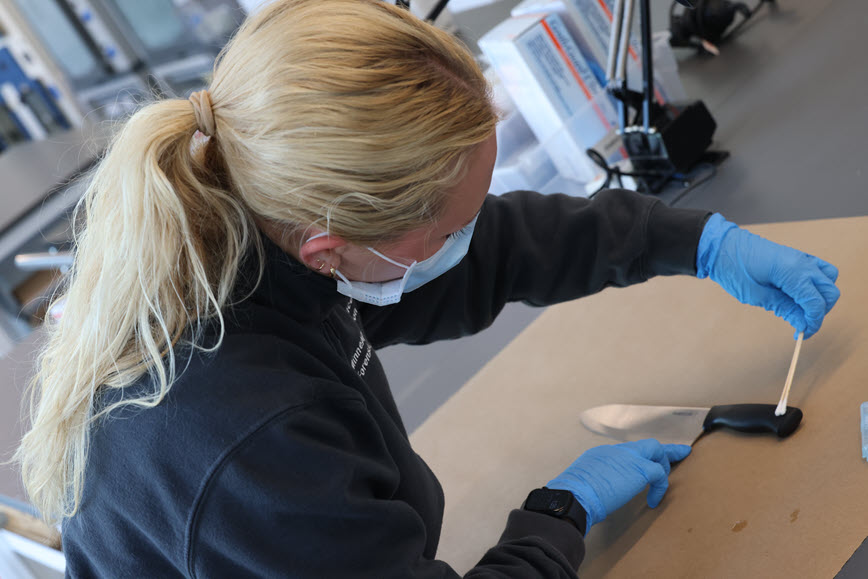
top-left (308, 212), bottom-right (479, 306)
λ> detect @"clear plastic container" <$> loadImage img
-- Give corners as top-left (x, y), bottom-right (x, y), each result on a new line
top-left (538, 91), bottom-right (619, 183)
top-left (510, 0), bottom-right (565, 17)
top-left (491, 140), bottom-right (558, 195)
top-left (491, 112), bottom-right (558, 195)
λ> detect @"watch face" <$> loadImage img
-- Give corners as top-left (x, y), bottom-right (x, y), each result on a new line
top-left (526, 489), bottom-right (569, 514)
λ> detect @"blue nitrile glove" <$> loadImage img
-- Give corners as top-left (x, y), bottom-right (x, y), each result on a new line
top-left (696, 213), bottom-right (840, 339)
top-left (546, 439), bottom-right (691, 532)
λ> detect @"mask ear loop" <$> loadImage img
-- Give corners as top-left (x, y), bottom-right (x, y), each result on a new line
top-left (331, 266), bottom-right (352, 289)
top-left (307, 232), bottom-right (412, 288)
top-left (367, 247), bottom-right (415, 271)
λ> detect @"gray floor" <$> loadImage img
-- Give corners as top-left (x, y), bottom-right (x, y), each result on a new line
top-left (387, 0), bottom-right (868, 434)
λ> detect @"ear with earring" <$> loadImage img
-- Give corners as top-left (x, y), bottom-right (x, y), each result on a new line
top-left (310, 258), bottom-right (336, 279)
top-left (314, 259), bottom-right (336, 278)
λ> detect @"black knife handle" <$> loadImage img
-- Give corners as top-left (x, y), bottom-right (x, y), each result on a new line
top-left (702, 404), bottom-right (803, 438)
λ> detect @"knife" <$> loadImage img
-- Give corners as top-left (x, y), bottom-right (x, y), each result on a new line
top-left (580, 403), bottom-right (803, 446)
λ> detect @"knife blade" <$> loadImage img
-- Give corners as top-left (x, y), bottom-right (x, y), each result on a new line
top-left (580, 403), bottom-right (803, 446)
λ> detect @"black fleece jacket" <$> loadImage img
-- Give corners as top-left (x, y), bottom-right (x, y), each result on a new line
top-left (62, 189), bottom-right (710, 578)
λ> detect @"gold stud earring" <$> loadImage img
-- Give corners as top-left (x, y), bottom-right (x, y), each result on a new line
top-left (329, 267), bottom-right (336, 279)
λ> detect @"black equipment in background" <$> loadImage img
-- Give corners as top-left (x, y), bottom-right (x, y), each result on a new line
top-left (597, 0), bottom-right (722, 195)
top-left (394, 0), bottom-right (453, 24)
top-left (424, 0), bottom-right (451, 22)
top-left (669, 0), bottom-right (776, 55)
top-left (620, 100), bottom-right (718, 192)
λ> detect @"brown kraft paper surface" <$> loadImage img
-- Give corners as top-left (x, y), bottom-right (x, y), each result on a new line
top-left (410, 216), bottom-right (868, 578)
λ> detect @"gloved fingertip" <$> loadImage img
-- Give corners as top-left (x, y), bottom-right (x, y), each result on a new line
top-left (793, 289), bottom-right (829, 323)
top-left (818, 283), bottom-right (841, 313)
top-left (666, 444), bottom-right (692, 462)
top-left (626, 438), bottom-right (665, 461)
top-left (817, 259), bottom-right (839, 282)
top-left (788, 320), bottom-right (807, 339)
top-left (646, 482), bottom-right (668, 508)
top-left (795, 325), bottom-right (817, 339)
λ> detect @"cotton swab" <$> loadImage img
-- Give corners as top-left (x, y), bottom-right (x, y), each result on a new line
top-left (775, 331), bottom-right (805, 416)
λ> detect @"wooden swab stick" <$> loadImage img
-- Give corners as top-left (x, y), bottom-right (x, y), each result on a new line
top-left (775, 331), bottom-right (805, 416)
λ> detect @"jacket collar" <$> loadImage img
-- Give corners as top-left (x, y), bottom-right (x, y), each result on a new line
top-left (241, 231), bottom-right (350, 322)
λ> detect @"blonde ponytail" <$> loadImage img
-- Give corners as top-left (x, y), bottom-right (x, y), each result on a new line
top-left (17, 99), bottom-right (261, 520)
top-left (17, 0), bottom-right (496, 522)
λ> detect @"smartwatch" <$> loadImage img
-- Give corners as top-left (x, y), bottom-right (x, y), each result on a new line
top-left (522, 487), bottom-right (587, 536)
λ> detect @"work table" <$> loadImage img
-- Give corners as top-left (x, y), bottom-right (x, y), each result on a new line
top-left (410, 215), bottom-right (868, 577)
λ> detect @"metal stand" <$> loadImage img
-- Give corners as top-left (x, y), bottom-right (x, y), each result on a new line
top-left (606, 0), bottom-right (721, 194)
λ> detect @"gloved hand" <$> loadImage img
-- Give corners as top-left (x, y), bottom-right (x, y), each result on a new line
top-left (547, 439), bottom-right (691, 532)
top-left (696, 213), bottom-right (840, 339)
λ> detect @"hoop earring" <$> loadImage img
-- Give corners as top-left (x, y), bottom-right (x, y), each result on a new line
top-left (316, 260), bottom-right (326, 271)
top-left (329, 267), bottom-right (337, 279)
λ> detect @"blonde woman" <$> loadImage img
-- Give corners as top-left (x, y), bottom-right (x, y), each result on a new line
top-left (17, 0), bottom-right (839, 576)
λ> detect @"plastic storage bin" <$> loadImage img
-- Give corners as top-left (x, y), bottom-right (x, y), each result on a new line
top-left (491, 110), bottom-right (558, 195)
top-left (537, 90), bottom-right (621, 183)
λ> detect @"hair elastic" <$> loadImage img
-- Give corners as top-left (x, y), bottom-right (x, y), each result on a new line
top-left (189, 90), bottom-right (216, 137)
